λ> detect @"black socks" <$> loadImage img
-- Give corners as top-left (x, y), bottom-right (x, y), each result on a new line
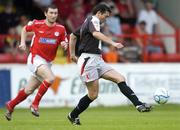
top-left (70, 95), bottom-right (93, 118)
top-left (118, 82), bottom-right (142, 106)
top-left (70, 82), bottom-right (142, 118)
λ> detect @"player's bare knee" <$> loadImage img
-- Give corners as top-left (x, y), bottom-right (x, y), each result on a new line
top-left (108, 71), bottom-right (126, 83)
top-left (116, 75), bottom-right (125, 83)
top-left (88, 93), bottom-right (98, 100)
top-left (24, 88), bottom-right (34, 95)
top-left (45, 76), bottom-right (55, 84)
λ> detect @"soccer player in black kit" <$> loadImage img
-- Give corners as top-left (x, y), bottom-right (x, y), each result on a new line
top-left (68, 3), bottom-right (152, 125)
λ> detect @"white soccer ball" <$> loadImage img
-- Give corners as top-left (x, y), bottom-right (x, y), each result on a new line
top-left (153, 87), bottom-right (169, 104)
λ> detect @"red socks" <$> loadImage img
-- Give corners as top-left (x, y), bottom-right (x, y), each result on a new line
top-left (32, 80), bottom-right (51, 106)
top-left (9, 88), bottom-right (28, 109)
top-left (8, 80), bottom-right (51, 109)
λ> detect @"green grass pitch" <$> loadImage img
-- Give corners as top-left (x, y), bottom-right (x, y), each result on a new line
top-left (0, 104), bottom-right (180, 130)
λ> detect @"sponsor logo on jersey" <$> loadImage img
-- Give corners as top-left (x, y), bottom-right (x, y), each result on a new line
top-left (38, 31), bottom-right (44, 33)
top-left (54, 32), bottom-right (59, 36)
top-left (39, 38), bottom-right (56, 44)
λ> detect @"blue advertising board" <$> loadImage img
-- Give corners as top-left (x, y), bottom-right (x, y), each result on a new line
top-left (0, 70), bottom-right (11, 108)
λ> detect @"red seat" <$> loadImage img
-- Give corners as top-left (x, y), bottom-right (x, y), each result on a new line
top-left (121, 24), bottom-right (133, 34)
top-left (165, 54), bottom-right (180, 62)
top-left (14, 53), bottom-right (28, 63)
top-left (152, 39), bottom-right (165, 51)
top-left (0, 53), bottom-right (14, 63)
top-left (149, 53), bottom-right (166, 62)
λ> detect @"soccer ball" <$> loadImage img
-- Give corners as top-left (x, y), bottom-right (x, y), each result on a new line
top-left (153, 87), bottom-right (169, 104)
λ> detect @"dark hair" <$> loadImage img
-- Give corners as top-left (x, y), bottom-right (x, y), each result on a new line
top-left (139, 21), bottom-right (146, 25)
top-left (92, 3), bottom-right (111, 15)
top-left (44, 5), bottom-right (58, 13)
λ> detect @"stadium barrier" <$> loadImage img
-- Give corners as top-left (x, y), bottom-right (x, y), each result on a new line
top-left (0, 32), bottom-right (179, 63)
top-left (0, 63), bottom-right (180, 108)
top-left (0, 70), bottom-right (11, 108)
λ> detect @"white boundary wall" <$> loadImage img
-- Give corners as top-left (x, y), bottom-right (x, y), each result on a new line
top-left (1, 63), bottom-right (180, 108)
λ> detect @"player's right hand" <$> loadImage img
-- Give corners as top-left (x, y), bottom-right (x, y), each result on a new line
top-left (70, 55), bottom-right (78, 63)
top-left (61, 41), bottom-right (68, 50)
top-left (18, 43), bottom-right (26, 51)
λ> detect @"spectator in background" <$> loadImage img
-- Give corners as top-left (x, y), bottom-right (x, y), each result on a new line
top-left (117, 20), bottom-right (145, 63)
top-left (142, 0), bottom-right (158, 9)
top-left (146, 38), bottom-right (165, 54)
top-left (106, 3), bottom-right (122, 35)
top-left (103, 45), bottom-right (119, 63)
top-left (116, 0), bottom-right (136, 25)
top-left (0, 2), bottom-right (18, 34)
top-left (4, 27), bottom-right (18, 55)
top-left (16, 15), bottom-right (29, 36)
top-left (102, 0), bottom-right (122, 55)
top-left (16, 14), bottom-right (32, 52)
top-left (137, 1), bottom-right (165, 61)
top-left (134, 21), bottom-right (147, 48)
top-left (138, 0), bottom-right (160, 34)
top-left (135, 21), bottom-right (165, 58)
top-left (4, 26), bottom-right (29, 61)
top-left (66, 2), bottom-right (85, 32)
top-left (119, 39), bottom-right (142, 63)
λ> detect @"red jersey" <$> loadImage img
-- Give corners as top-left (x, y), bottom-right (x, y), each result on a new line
top-left (25, 19), bottom-right (68, 62)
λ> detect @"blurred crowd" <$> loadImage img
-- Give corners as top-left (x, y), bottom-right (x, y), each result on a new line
top-left (0, 0), bottom-right (174, 64)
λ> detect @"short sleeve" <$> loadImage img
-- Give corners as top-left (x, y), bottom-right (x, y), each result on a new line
top-left (25, 20), bottom-right (36, 32)
top-left (60, 27), bottom-right (68, 42)
top-left (138, 10), bottom-right (146, 23)
top-left (152, 11), bottom-right (158, 24)
top-left (89, 16), bottom-right (100, 33)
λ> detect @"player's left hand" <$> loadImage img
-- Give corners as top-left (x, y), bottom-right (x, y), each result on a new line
top-left (61, 41), bottom-right (68, 50)
top-left (114, 42), bottom-right (124, 49)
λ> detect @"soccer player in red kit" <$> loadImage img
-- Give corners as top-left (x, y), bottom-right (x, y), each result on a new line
top-left (5, 5), bottom-right (68, 121)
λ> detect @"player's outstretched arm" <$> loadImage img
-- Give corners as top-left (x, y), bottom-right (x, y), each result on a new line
top-left (19, 26), bottom-right (28, 51)
top-left (92, 31), bottom-right (124, 49)
top-left (69, 33), bottom-right (78, 63)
